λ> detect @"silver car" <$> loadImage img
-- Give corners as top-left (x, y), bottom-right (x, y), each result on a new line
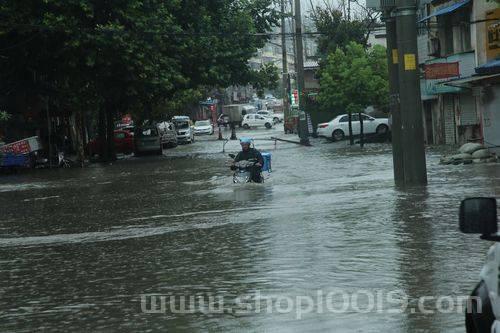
top-left (158, 122), bottom-right (178, 148)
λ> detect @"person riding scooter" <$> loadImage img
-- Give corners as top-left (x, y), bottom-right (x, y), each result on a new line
top-left (231, 137), bottom-right (264, 183)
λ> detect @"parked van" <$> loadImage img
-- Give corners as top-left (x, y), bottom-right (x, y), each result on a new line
top-left (172, 116), bottom-right (194, 144)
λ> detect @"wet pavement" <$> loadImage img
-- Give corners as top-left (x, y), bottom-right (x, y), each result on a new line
top-left (1, 124), bottom-right (499, 332)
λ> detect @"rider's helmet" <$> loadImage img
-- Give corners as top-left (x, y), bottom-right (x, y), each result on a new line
top-left (239, 137), bottom-right (252, 145)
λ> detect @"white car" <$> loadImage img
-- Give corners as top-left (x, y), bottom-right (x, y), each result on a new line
top-left (317, 113), bottom-right (390, 141)
top-left (257, 110), bottom-right (284, 123)
top-left (193, 120), bottom-right (214, 135)
top-left (241, 114), bottom-right (274, 129)
top-left (172, 116), bottom-right (195, 144)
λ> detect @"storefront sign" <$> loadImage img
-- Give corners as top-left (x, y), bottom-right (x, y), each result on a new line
top-left (486, 9), bottom-right (500, 61)
top-left (424, 62), bottom-right (460, 79)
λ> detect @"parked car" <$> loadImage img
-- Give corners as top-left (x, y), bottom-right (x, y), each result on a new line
top-left (241, 114), bottom-right (273, 129)
top-left (134, 126), bottom-right (162, 155)
top-left (317, 113), bottom-right (390, 141)
top-left (87, 130), bottom-right (134, 156)
top-left (257, 110), bottom-right (283, 123)
top-left (172, 116), bottom-right (194, 144)
top-left (194, 120), bottom-right (214, 135)
top-left (158, 121), bottom-right (178, 148)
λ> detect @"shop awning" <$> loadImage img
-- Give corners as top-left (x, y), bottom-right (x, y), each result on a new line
top-left (476, 59), bottom-right (500, 75)
top-left (443, 73), bottom-right (500, 87)
top-left (418, 0), bottom-right (470, 22)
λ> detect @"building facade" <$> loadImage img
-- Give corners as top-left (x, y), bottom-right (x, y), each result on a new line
top-left (418, 0), bottom-right (500, 152)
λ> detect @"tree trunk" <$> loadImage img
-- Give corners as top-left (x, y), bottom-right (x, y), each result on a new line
top-left (348, 110), bottom-right (354, 145)
top-left (106, 103), bottom-right (116, 161)
top-left (98, 107), bottom-right (107, 161)
top-left (359, 112), bottom-right (364, 148)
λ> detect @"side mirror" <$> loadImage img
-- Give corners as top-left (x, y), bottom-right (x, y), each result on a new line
top-left (459, 197), bottom-right (497, 234)
top-left (228, 153), bottom-right (236, 159)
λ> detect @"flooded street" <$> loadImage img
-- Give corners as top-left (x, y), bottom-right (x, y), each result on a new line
top-left (1, 125), bottom-right (499, 332)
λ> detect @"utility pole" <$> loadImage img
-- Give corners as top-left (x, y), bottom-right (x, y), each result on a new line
top-left (394, 0), bottom-right (427, 185)
top-left (281, 0), bottom-right (290, 132)
top-left (294, 0), bottom-right (310, 146)
top-left (383, 11), bottom-right (404, 186)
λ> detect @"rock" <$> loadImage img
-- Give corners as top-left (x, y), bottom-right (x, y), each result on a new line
top-left (451, 153), bottom-right (473, 160)
top-left (463, 159), bottom-right (473, 165)
top-left (472, 149), bottom-right (491, 159)
top-left (459, 143), bottom-right (484, 154)
top-left (440, 157), bottom-right (453, 165)
top-left (486, 157), bottom-right (498, 163)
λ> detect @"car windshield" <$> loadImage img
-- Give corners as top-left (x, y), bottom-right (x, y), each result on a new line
top-left (195, 121), bottom-right (210, 126)
top-left (175, 122), bottom-right (189, 129)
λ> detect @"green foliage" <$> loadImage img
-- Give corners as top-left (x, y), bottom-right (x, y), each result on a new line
top-left (0, 111), bottom-right (10, 122)
top-left (311, 7), bottom-right (369, 59)
top-left (0, 0), bottom-right (279, 119)
top-left (317, 42), bottom-right (388, 116)
top-left (250, 63), bottom-right (280, 98)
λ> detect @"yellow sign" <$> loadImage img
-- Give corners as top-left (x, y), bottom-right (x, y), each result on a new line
top-left (486, 9), bottom-right (500, 61)
top-left (404, 54), bottom-right (416, 71)
top-left (392, 49), bottom-right (398, 64)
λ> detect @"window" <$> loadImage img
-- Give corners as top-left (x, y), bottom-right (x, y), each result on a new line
top-left (351, 114), bottom-right (360, 122)
top-left (361, 114), bottom-right (373, 121)
top-left (246, 115), bottom-right (254, 120)
top-left (339, 116), bottom-right (349, 122)
top-left (138, 128), bottom-right (158, 137)
top-left (438, 7), bottom-right (472, 56)
top-left (195, 120), bottom-right (210, 126)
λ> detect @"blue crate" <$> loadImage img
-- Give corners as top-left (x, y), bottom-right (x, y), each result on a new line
top-left (0, 153), bottom-right (31, 167)
top-left (261, 152), bottom-right (272, 172)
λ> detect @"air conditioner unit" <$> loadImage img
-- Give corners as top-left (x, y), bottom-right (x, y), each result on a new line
top-left (428, 37), bottom-right (440, 57)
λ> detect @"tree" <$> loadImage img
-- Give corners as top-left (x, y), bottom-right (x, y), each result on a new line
top-left (311, 6), bottom-right (367, 58)
top-left (309, 2), bottom-right (380, 59)
top-left (0, 0), bottom-right (279, 160)
top-left (250, 63), bottom-right (280, 98)
top-left (317, 42), bottom-right (388, 143)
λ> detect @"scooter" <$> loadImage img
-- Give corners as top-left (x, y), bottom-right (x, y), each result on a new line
top-left (459, 197), bottom-right (499, 332)
top-left (228, 154), bottom-right (263, 184)
top-left (33, 150), bottom-right (73, 168)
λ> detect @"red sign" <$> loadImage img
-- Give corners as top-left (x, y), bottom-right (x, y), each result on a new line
top-left (424, 62), bottom-right (460, 79)
top-left (0, 139), bottom-right (31, 155)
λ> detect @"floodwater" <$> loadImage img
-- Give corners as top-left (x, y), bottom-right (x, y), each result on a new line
top-left (0, 125), bottom-right (499, 332)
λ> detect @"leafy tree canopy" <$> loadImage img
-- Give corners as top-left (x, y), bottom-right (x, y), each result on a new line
top-left (250, 63), bottom-right (279, 98)
top-left (310, 6), bottom-right (369, 59)
top-left (0, 0), bottom-right (279, 118)
top-left (317, 42), bottom-right (388, 116)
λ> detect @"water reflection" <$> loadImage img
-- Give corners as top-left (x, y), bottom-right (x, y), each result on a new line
top-left (392, 188), bottom-right (438, 332)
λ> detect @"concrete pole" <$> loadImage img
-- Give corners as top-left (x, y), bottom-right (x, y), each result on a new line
top-left (395, 0), bottom-right (427, 185)
top-left (384, 12), bottom-right (405, 186)
top-left (294, 0), bottom-right (310, 145)
top-left (281, 0), bottom-right (290, 130)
